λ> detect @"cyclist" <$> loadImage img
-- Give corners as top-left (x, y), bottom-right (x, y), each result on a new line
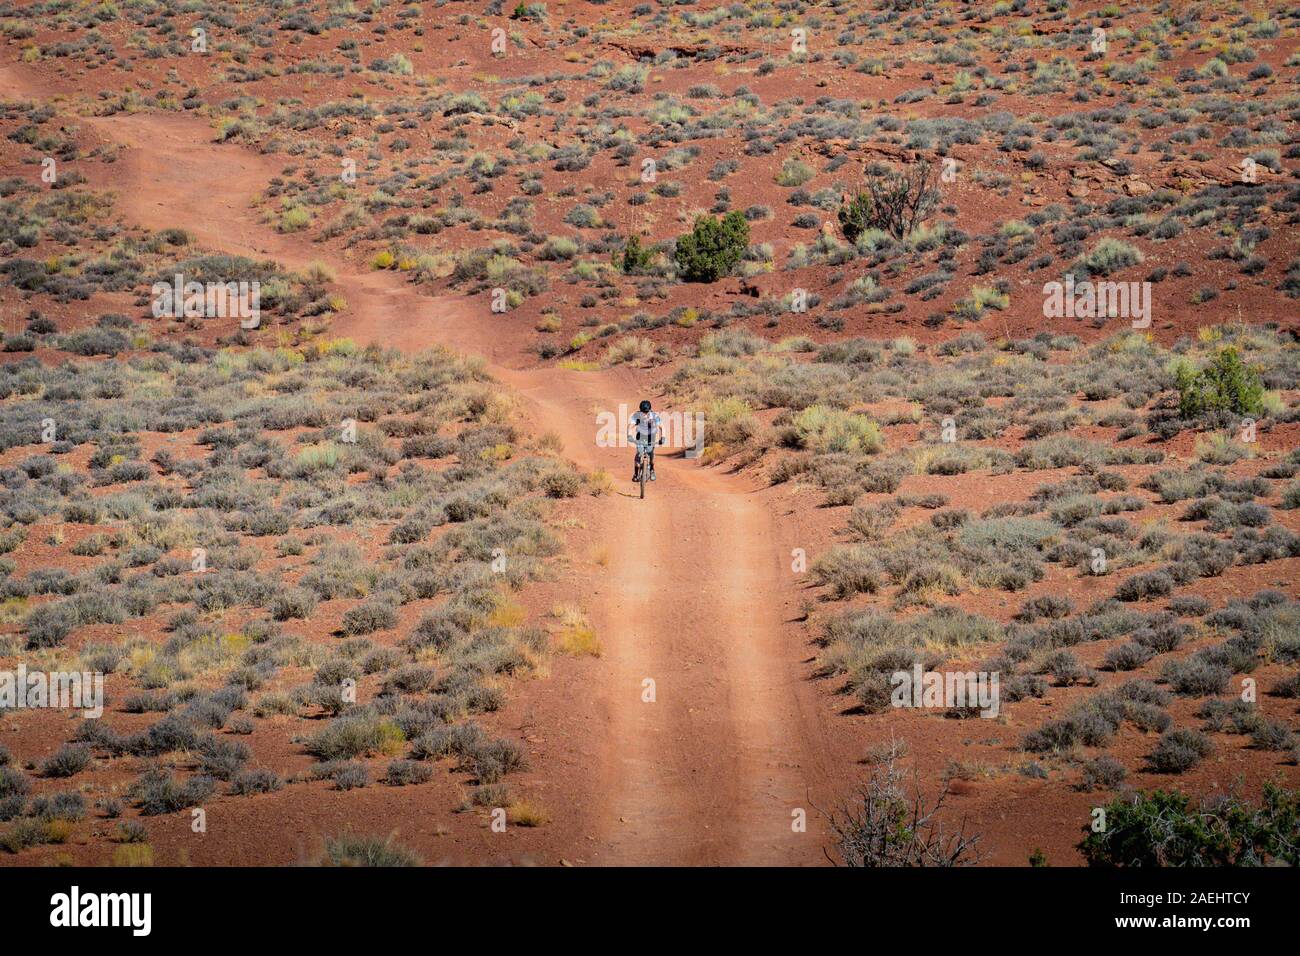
top-left (628, 399), bottom-right (664, 481)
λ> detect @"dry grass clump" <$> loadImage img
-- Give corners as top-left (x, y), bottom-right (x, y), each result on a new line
top-left (552, 603), bottom-right (602, 657)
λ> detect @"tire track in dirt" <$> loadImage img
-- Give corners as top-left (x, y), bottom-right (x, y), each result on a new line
top-left (1, 62), bottom-right (836, 864)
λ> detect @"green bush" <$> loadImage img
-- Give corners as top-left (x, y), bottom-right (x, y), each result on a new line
top-left (811, 546), bottom-right (883, 599)
top-left (1077, 237), bottom-right (1143, 276)
top-left (838, 193), bottom-right (875, 243)
top-left (1080, 784), bottom-right (1300, 866)
top-left (674, 212), bottom-right (750, 283)
top-left (1174, 347), bottom-right (1265, 419)
top-left (306, 716), bottom-right (400, 761)
top-left (775, 157), bottom-right (815, 187)
top-left (837, 162), bottom-right (941, 241)
top-left (319, 833), bottom-right (422, 867)
top-left (615, 234), bottom-right (654, 274)
top-left (786, 405), bottom-right (883, 455)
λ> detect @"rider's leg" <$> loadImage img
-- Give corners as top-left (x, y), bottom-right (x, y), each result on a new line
top-left (649, 447), bottom-right (656, 480)
top-left (632, 451), bottom-right (640, 481)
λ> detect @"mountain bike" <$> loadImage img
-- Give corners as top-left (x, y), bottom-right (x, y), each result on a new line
top-left (632, 440), bottom-right (655, 499)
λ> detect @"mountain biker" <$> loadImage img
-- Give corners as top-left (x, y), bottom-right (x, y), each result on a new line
top-left (628, 399), bottom-right (664, 481)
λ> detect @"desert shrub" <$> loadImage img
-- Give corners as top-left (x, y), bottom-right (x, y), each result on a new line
top-left (1077, 238), bottom-right (1143, 276)
top-left (1198, 698), bottom-right (1260, 734)
top-left (332, 764), bottom-right (368, 791)
top-left (379, 664), bottom-right (438, 696)
top-left (812, 547), bottom-right (883, 599)
top-left (463, 738), bottom-right (524, 783)
top-left (195, 736), bottom-right (250, 780)
top-left (1077, 756), bottom-right (1128, 792)
top-left (785, 406), bottom-right (883, 455)
top-left (230, 769), bottom-right (284, 795)
top-left (606, 64), bottom-right (648, 93)
top-left (1080, 784), bottom-right (1300, 866)
top-left (269, 587), bottom-right (317, 621)
top-left (101, 808), bottom-right (143, 839)
top-left (827, 757), bottom-right (980, 866)
top-left (1002, 674), bottom-right (1048, 702)
top-left (1018, 595), bottom-right (1073, 622)
top-left (1124, 701), bottom-right (1172, 734)
top-left (384, 760), bottom-right (433, 786)
top-left (1148, 729), bottom-right (1212, 773)
top-left (0, 766), bottom-right (31, 820)
top-left (615, 234), bottom-right (654, 274)
top-left (860, 458), bottom-right (908, 494)
top-left (340, 599), bottom-right (399, 636)
top-left (930, 509), bottom-right (970, 530)
top-left (775, 157), bottom-right (815, 187)
top-left (1115, 570), bottom-right (1174, 602)
top-left (674, 212), bottom-right (750, 283)
top-left (958, 517), bottom-right (1056, 554)
top-left (370, 53), bottom-right (413, 75)
top-left (1174, 347), bottom-right (1265, 420)
top-left (1193, 434), bottom-right (1250, 466)
top-left (1281, 482), bottom-right (1300, 510)
top-left (39, 743), bottom-right (91, 778)
top-left (306, 716), bottom-right (402, 761)
top-left (895, 562), bottom-right (964, 607)
top-left (847, 502), bottom-right (900, 541)
top-left (539, 236), bottom-right (578, 261)
top-left (319, 833), bottom-right (421, 867)
top-left (541, 469), bottom-right (583, 498)
top-left (131, 769), bottom-right (216, 815)
top-left (1169, 595), bottom-right (1210, 617)
top-left (1161, 656), bottom-right (1231, 696)
top-left (0, 818), bottom-right (59, 853)
top-left (59, 328), bottom-right (129, 356)
top-left (27, 790), bottom-right (85, 823)
top-left (1249, 720), bottom-right (1296, 752)
top-left (228, 716), bottom-right (255, 735)
top-left (838, 161), bottom-right (941, 242)
top-left (1050, 495), bottom-right (1103, 527)
top-left (1041, 649), bottom-right (1087, 686)
top-left (23, 600), bottom-right (80, 648)
top-left (1103, 642), bottom-right (1154, 672)
top-left (1023, 696), bottom-right (1125, 752)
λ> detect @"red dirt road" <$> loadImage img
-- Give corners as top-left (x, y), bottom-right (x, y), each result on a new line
top-left (0, 64), bottom-right (848, 864)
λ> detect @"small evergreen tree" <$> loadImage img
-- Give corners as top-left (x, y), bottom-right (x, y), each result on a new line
top-left (1175, 346), bottom-right (1265, 419)
top-left (615, 234), bottom-right (654, 274)
top-left (674, 211), bottom-right (750, 283)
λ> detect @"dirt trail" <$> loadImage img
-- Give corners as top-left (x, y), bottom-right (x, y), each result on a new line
top-left (2, 64), bottom-right (838, 864)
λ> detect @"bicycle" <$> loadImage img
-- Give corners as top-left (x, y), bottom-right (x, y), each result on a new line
top-left (631, 440), bottom-right (656, 499)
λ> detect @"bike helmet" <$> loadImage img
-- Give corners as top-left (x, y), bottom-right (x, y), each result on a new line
top-left (639, 400), bottom-right (652, 413)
